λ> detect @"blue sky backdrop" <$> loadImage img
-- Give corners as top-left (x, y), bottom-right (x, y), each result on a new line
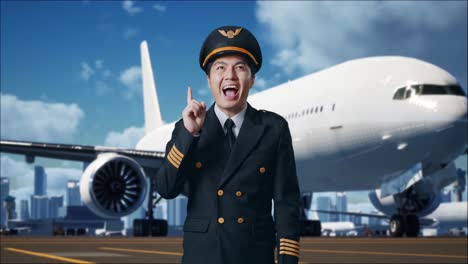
top-left (1, 1), bottom-right (467, 207)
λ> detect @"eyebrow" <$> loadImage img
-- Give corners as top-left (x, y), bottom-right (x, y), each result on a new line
top-left (213, 60), bottom-right (247, 66)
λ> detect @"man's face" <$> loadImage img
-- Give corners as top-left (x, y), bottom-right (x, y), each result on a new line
top-left (207, 55), bottom-right (255, 117)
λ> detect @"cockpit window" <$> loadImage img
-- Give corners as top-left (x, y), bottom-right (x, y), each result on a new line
top-left (446, 85), bottom-right (466, 96)
top-left (393, 84), bottom-right (466, 100)
top-left (393, 87), bottom-right (406, 100)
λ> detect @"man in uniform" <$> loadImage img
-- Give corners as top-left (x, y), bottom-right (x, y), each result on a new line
top-left (156, 25), bottom-right (301, 264)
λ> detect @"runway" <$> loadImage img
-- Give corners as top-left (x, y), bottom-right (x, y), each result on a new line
top-left (1, 237), bottom-right (467, 263)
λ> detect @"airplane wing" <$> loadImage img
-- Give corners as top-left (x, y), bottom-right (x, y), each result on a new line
top-left (310, 209), bottom-right (389, 219)
top-left (0, 139), bottom-right (165, 169)
top-left (311, 209), bottom-right (440, 227)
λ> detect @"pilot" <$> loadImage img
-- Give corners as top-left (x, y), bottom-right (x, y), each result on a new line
top-left (156, 25), bottom-right (301, 264)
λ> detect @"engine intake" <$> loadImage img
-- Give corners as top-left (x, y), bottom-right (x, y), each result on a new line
top-left (80, 153), bottom-right (148, 218)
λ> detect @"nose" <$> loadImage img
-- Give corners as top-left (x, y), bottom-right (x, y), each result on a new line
top-left (224, 66), bottom-right (238, 80)
top-left (426, 95), bottom-right (467, 126)
top-left (426, 95), bottom-right (467, 157)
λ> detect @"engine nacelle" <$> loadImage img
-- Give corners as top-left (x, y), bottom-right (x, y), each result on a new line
top-left (80, 153), bottom-right (148, 218)
top-left (369, 179), bottom-right (441, 217)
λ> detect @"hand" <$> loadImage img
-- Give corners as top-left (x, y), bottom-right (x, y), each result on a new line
top-left (182, 87), bottom-right (206, 135)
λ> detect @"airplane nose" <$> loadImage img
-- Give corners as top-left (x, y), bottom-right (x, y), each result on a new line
top-left (427, 95), bottom-right (467, 159)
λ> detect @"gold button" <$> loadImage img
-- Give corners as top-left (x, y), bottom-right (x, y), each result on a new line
top-left (217, 190), bottom-right (224, 196)
top-left (195, 162), bottom-right (202, 169)
top-left (259, 167), bottom-right (266, 173)
top-left (236, 191), bottom-right (242, 197)
top-left (218, 217), bottom-right (225, 224)
top-left (237, 217), bottom-right (244, 224)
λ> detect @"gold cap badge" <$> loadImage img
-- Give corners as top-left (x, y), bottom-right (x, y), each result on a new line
top-left (218, 28), bottom-right (242, 39)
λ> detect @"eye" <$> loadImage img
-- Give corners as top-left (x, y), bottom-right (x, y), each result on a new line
top-left (236, 64), bottom-right (246, 71)
top-left (215, 65), bottom-right (225, 71)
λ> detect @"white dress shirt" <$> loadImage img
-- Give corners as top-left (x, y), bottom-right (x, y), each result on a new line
top-left (214, 103), bottom-right (247, 138)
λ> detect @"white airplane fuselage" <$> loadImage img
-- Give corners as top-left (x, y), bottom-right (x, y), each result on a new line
top-left (137, 56), bottom-right (467, 193)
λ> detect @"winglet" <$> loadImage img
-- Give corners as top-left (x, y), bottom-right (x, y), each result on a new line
top-left (140, 41), bottom-right (163, 134)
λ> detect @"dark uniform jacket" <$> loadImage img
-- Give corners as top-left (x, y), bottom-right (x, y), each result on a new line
top-left (156, 103), bottom-right (301, 264)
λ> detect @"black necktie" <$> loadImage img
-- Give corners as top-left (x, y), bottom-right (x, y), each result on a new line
top-left (224, 118), bottom-right (236, 152)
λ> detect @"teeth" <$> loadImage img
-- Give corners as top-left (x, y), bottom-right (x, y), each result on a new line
top-left (223, 85), bottom-right (237, 90)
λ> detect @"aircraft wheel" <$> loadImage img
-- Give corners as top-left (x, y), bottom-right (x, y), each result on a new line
top-left (133, 219), bottom-right (149, 237)
top-left (389, 215), bottom-right (405, 237)
top-left (405, 214), bottom-right (420, 237)
top-left (151, 219), bottom-right (168, 236)
top-left (311, 220), bottom-right (322, 237)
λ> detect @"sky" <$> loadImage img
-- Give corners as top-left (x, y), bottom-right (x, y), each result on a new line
top-left (1, 1), bottom-right (467, 210)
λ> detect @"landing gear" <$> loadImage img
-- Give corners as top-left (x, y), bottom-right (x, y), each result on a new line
top-left (300, 192), bottom-right (322, 236)
top-left (300, 219), bottom-right (322, 236)
top-left (389, 214), bottom-right (420, 237)
top-left (133, 219), bottom-right (168, 237)
top-left (405, 214), bottom-right (420, 237)
top-left (133, 172), bottom-right (168, 237)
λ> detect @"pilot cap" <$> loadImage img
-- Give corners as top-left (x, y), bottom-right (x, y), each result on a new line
top-left (199, 26), bottom-right (262, 74)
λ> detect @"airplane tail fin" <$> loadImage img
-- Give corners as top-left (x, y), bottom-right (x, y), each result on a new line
top-left (140, 41), bottom-right (163, 135)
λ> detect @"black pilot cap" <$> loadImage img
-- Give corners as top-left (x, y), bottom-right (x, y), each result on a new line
top-left (199, 26), bottom-right (262, 74)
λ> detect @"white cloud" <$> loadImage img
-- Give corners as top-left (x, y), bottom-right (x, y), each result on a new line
top-left (80, 60), bottom-right (115, 95)
top-left (122, 0), bottom-right (143, 15)
top-left (254, 76), bottom-right (267, 89)
top-left (153, 3), bottom-right (167, 13)
top-left (95, 81), bottom-right (112, 96)
top-left (104, 126), bottom-right (144, 148)
top-left (119, 66), bottom-right (142, 98)
top-left (256, 1), bottom-right (466, 75)
top-left (0, 94), bottom-right (84, 143)
top-left (95, 60), bottom-right (104, 69)
top-left (0, 155), bottom-right (82, 205)
top-left (80, 62), bottom-right (94, 81)
top-left (123, 27), bottom-right (139, 39)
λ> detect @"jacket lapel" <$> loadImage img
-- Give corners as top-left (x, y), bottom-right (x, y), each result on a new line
top-left (198, 105), bottom-right (224, 148)
top-left (218, 104), bottom-right (265, 188)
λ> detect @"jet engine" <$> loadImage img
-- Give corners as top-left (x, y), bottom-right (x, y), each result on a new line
top-left (80, 153), bottom-right (148, 218)
top-left (369, 179), bottom-right (443, 237)
top-left (369, 179), bottom-right (441, 217)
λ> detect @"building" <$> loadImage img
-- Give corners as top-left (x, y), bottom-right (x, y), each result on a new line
top-left (67, 180), bottom-right (81, 206)
top-left (31, 195), bottom-right (49, 219)
top-left (49, 195), bottom-right (64, 218)
top-left (4, 195), bottom-right (17, 221)
top-left (174, 196), bottom-right (188, 226)
top-left (336, 192), bottom-right (348, 222)
top-left (350, 212), bottom-right (362, 226)
top-left (316, 196), bottom-right (332, 222)
top-left (9, 206), bottom-right (122, 236)
top-left (34, 166), bottom-right (47, 196)
top-left (20, 200), bottom-right (30, 220)
top-left (167, 199), bottom-right (176, 226)
top-left (368, 210), bottom-right (383, 226)
top-left (154, 202), bottom-right (167, 220)
top-left (1, 177), bottom-right (10, 227)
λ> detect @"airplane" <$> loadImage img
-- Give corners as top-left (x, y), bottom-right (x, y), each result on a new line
top-left (312, 200), bottom-right (468, 236)
top-left (1, 41), bottom-right (466, 237)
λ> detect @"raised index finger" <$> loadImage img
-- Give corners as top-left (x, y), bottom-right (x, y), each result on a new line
top-left (187, 86), bottom-right (193, 105)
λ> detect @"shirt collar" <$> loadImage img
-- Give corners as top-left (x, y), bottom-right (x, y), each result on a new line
top-left (214, 103), bottom-right (247, 134)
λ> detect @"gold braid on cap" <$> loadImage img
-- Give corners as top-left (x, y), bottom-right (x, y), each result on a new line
top-left (202, 46), bottom-right (259, 67)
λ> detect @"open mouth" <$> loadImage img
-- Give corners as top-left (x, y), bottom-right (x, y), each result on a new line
top-left (222, 85), bottom-right (239, 100)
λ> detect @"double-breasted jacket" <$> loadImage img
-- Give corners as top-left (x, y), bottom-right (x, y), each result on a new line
top-left (156, 104), bottom-right (301, 264)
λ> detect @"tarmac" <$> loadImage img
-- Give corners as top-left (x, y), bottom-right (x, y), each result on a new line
top-left (1, 236), bottom-right (467, 264)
